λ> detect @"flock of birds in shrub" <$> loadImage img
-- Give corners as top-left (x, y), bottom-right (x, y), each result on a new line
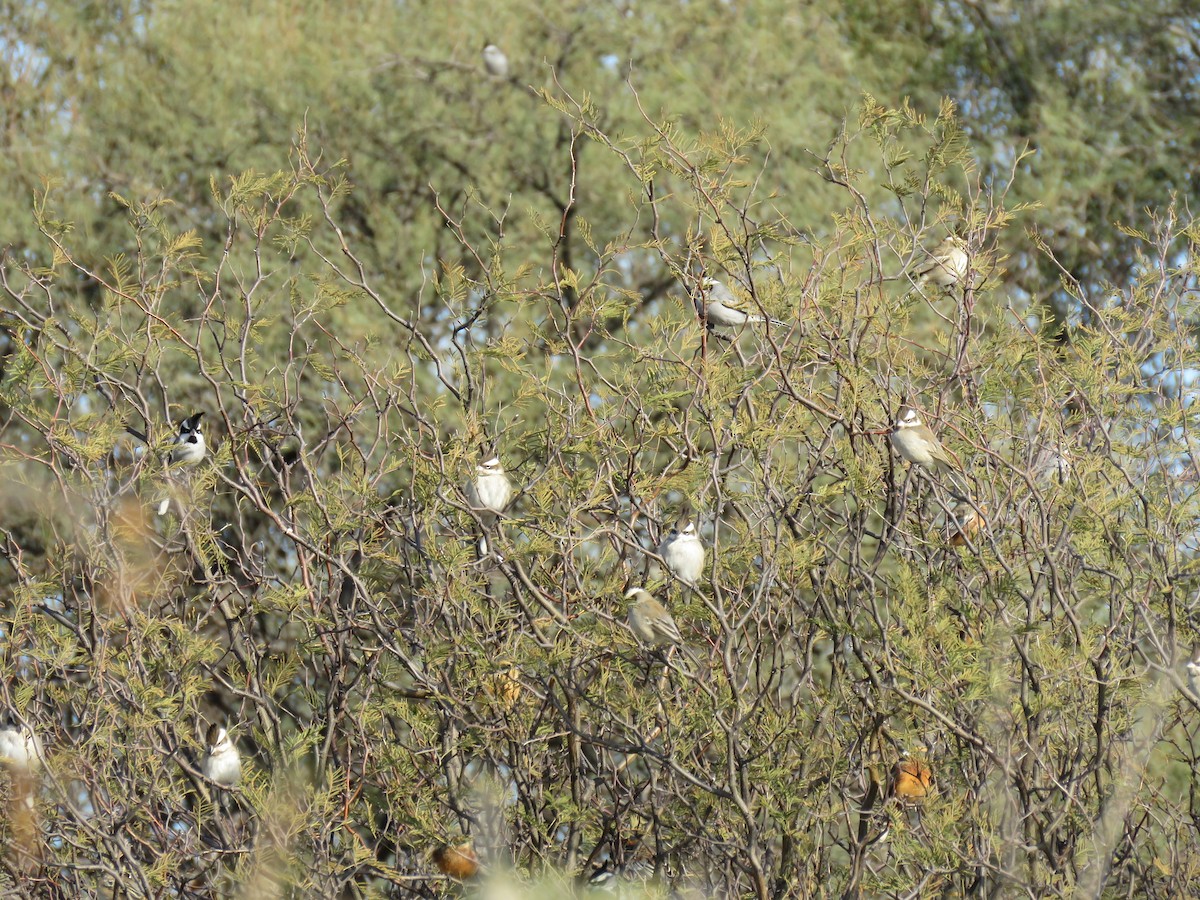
top-left (0, 54), bottom-right (1143, 890)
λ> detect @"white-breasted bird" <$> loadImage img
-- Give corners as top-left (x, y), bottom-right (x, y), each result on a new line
top-left (696, 277), bottom-right (783, 330)
top-left (157, 411), bottom-right (206, 515)
top-left (890, 406), bottom-right (960, 475)
top-left (202, 724), bottom-right (241, 788)
top-left (168, 412), bottom-right (206, 467)
top-left (587, 858), bottom-right (656, 893)
top-left (1186, 643), bottom-right (1200, 697)
top-left (482, 43), bottom-right (509, 78)
top-left (912, 236), bottom-right (969, 290)
top-left (466, 455), bottom-right (513, 518)
top-left (625, 587), bottom-right (682, 648)
top-left (658, 520), bottom-right (705, 586)
top-left (1032, 444), bottom-right (1072, 486)
top-left (466, 454), bottom-right (513, 555)
top-left (0, 716), bottom-right (43, 773)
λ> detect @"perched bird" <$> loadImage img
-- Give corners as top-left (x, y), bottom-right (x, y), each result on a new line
top-left (0, 716), bottom-right (43, 773)
top-left (889, 755), bottom-right (933, 805)
top-left (625, 587), bottom-right (683, 648)
top-left (657, 520), bottom-right (705, 587)
top-left (201, 724), bottom-right (241, 788)
top-left (0, 714), bottom-right (42, 822)
top-left (890, 405), bottom-right (961, 475)
top-left (466, 454), bottom-right (513, 516)
top-left (168, 412), bottom-right (207, 465)
top-left (465, 454), bottom-right (514, 555)
top-left (912, 236), bottom-right (968, 290)
top-left (486, 665), bottom-right (522, 713)
top-left (586, 859), bottom-right (656, 894)
top-left (588, 869), bottom-right (619, 893)
top-left (432, 842), bottom-right (481, 880)
top-left (948, 496), bottom-right (987, 547)
top-left (695, 277), bottom-right (784, 330)
top-left (157, 411), bottom-right (207, 515)
top-left (482, 43), bottom-right (509, 78)
top-left (1187, 642), bottom-right (1200, 697)
top-left (1032, 444), bottom-right (1072, 486)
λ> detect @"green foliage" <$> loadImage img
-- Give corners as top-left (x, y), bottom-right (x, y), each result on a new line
top-left (0, 2), bottom-right (1198, 897)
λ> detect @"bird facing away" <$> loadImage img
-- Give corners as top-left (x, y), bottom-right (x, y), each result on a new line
top-left (157, 411), bottom-right (207, 515)
top-left (948, 496), bottom-right (987, 547)
top-left (0, 717), bottom-right (43, 773)
top-left (696, 277), bottom-right (784, 329)
top-left (487, 665), bottom-right (522, 713)
top-left (625, 587), bottom-right (683, 648)
top-left (658, 520), bottom-right (705, 586)
top-left (432, 842), bottom-right (481, 880)
top-left (1187, 643), bottom-right (1200, 696)
top-left (890, 756), bottom-right (933, 805)
top-left (202, 724), bottom-right (241, 788)
top-left (890, 406), bottom-right (961, 475)
top-left (913, 236), bottom-right (968, 289)
top-left (482, 43), bottom-right (508, 78)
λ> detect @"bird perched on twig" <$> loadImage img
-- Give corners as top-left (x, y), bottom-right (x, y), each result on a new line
top-left (1032, 444), bottom-right (1072, 486)
top-left (432, 842), bottom-right (481, 880)
top-left (482, 43), bottom-right (508, 78)
top-left (695, 277), bottom-right (784, 330)
top-left (948, 496), bottom-right (987, 547)
top-left (586, 859), bottom-right (657, 894)
top-left (0, 713), bottom-right (42, 855)
top-left (658, 520), bottom-right (705, 587)
top-left (911, 236), bottom-right (968, 290)
top-left (486, 664), bottom-right (522, 713)
top-left (889, 755), bottom-right (933, 805)
top-left (1187, 642), bottom-right (1200, 697)
top-left (890, 405), bottom-right (961, 476)
top-left (625, 587), bottom-right (683, 649)
top-left (154, 411), bottom-right (206, 515)
top-left (0, 715), bottom-right (43, 774)
top-left (201, 724), bottom-right (241, 788)
top-left (466, 453), bottom-right (513, 556)
top-left (0, 714), bottom-right (44, 817)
